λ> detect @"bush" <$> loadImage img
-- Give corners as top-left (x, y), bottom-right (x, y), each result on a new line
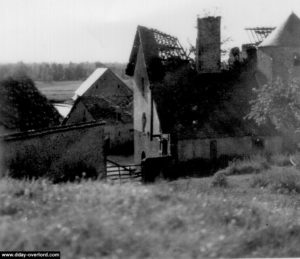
top-left (223, 156), bottom-right (270, 176)
top-left (211, 171), bottom-right (228, 187)
top-left (48, 160), bottom-right (98, 183)
top-left (268, 153), bottom-right (292, 167)
top-left (251, 167), bottom-right (300, 194)
top-left (7, 146), bottom-right (52, 179)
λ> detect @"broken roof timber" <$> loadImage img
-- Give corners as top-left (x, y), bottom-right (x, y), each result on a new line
top-left (245, 27), bottom-right (276, 45)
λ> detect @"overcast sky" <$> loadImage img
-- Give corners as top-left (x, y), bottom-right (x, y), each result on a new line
top-left (0, 0), bottom-right (299, 63)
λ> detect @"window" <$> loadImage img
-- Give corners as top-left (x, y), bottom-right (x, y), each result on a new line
top-left (141, 151), bottom-right (146, 161)
top-left (141, 77), bottom-right (145, 96)
top-left (210, 140), bottom-right (217, 160)
top-left (252, 137), bottom-right (264, 150)
top-left (294, 53), bottom-right (300, 66)
top-left (161, 138), bottom-right (168, 156)
top-left (83, 110), bottom-right (87, 122)
top-left (142, 113), bottom-right (147, 133)
top-left (116, 112), bottom-right (121, 121)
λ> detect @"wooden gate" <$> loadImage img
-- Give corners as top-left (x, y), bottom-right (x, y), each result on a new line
top-left (106, 158), bottom-right (141, 183)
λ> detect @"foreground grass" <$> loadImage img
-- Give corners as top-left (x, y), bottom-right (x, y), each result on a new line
top-left (0, 170), bottom-right (299, 258)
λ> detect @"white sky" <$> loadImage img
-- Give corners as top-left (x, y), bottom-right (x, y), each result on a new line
top-left (0, 0), bottom-right (299, 63)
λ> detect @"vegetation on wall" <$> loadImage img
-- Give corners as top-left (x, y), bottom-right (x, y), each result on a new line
top-left (152, 61), bottom-right (261, 137)
top-left (247, 77), bottom-right (300, 131)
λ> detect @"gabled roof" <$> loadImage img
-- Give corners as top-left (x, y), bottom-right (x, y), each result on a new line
top-left (73, 68), bottom-right (108, 100)
top-left (0, 76), bottom-right (61, 133)
top-left (126, 25), bottom-right (190, 82)
top-left (259, 12), bottom-right (300, 48)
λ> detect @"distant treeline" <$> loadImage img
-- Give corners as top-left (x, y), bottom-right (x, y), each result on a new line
top-left (0, 62), bottom-right (127, 81)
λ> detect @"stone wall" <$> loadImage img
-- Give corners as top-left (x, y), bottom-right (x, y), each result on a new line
top-left (65, 102), bottom-right (133, 155)
top-left (0, 122), bottom-right (106, 180)
top-left (104, 124), bottom-right (133, 154)
top-left (177, 136), bottom-right (282, 161)
top-left (258, 46), bottom-right (300, 82)
top-left (134, 130), bottom-right (161, 164)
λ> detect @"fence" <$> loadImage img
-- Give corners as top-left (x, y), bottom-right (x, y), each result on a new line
top-left (106, 158), bottom-right (141, 182)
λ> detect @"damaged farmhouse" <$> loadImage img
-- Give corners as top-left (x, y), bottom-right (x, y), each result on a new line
top-left (1, 12), bottom-right (300, 181)
top-left (126, 13), bottom-right (300, 168)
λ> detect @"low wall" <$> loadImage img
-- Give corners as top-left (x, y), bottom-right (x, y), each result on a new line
top-left (0, 122), bottom-right (106, 181)
top-left (178, 136), bottom-right (282, 161)
top-left (134, 130), bottom-right (161, 164)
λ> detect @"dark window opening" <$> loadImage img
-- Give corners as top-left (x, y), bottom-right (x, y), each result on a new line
top-left (83, 110), bottom-right (87, 122)
top-left (116, 112), bottom-right (121, 121)
top-left (118, 131), bottom-right (121, 136)
top-left (161, 138), bottom-right (168, 156)
top-left (210, 140), bottom-right (217, 160)
top-left (142, 112), bottom-right (147, 133)
top-left (294, 53), bottom-right (300, 66)
top-left (141, 151), bottom-right (146, 161)
top-left (141, 77), bottom-right (145, 96)
top-left (252, 137), bottom-right (264, 150)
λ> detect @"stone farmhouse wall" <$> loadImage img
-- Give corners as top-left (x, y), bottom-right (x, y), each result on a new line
top-left (258, 47), bottom-right (300, 82)
top-left (0, 122), bottom-right (106, 179)
top-left (177, 136), bottom-right (283, 161)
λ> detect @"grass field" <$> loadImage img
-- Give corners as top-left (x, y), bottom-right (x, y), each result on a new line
top-left (0, 162), bottom-right (300, 258)
top-left (35, 81), bottom-right (82, 102)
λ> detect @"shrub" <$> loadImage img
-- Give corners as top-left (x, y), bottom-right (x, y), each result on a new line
top-left (7, 145), bottom-right (52, 179)
top-left (251, 167), bottom-right (300, 194)
top-left (211, 171), bottom-right (228, 187)
top-left (224, 156), bottom-right (270, 176)
top-left (268, 153), bottom-right (292, 167)
top-left (48, 160), bottom-right (98, 183)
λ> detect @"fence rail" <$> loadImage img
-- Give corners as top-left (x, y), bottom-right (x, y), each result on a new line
top-left (106, 158), bottom-right (142, 182)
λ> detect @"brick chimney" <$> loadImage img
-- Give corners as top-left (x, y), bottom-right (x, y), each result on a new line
top-left (196, 16), bottom-right (221, 73)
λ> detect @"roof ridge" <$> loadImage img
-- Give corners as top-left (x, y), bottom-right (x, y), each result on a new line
top-left (259, 12), bottom-right (300, 47)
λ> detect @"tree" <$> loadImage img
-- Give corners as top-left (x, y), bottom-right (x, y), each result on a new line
top-left (246, 77), bottom-right (300, 131)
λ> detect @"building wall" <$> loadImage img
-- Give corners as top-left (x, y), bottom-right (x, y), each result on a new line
top-left (258, 47), bottom-right (300, 82)
top-left (257, 49), bottom-right (273, 82)
top-left (65, 101), bottom-right (133, 153)
top-left (133, 44), bottom-right (162, 163)
top-left (177, 136), bottom-right (282, 161)
top-left (104, 123), bottom-right (133, 151)
top-left (66, 102), bottom-right (94, 124)
top-left (134, 130), bottom-right (161, 163)
top-left (85, 70), bottom-right (132, 101)
top-left (0, 123), bottom-right (106, 178)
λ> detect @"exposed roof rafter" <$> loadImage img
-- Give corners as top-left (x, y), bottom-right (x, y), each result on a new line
top-left (245, 27), bottom-right (276, 45)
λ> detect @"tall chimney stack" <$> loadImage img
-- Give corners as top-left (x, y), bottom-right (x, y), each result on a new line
top-left (196, 16), bottom-right (221, 73)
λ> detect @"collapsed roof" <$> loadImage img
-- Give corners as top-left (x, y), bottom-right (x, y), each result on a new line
top-left (126, 25), bottom-right (190, 82)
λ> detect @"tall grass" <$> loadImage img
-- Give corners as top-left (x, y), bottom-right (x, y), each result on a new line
top-left (251, 166), bottom-right (300, 194)
top-left (0, 173), bottom-right (299, 258)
